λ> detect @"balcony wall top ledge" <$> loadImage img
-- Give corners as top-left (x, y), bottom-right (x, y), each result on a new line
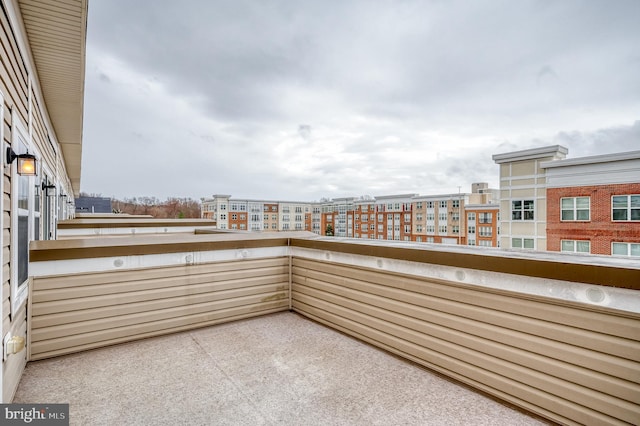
top-left (30, 231), bottom-right (318, 262)
top-left (57, 218), bottom-right (218, 229)
top-left (290, 237), bottom-right (640, 290)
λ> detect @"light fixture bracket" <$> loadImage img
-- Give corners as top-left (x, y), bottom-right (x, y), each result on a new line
top-left (6, 147), bottom-right (37, 176)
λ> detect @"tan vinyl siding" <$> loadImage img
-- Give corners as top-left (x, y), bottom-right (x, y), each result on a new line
top-left (29, 257), bottom-right (290, 360)
top-left (291, 257), bottom-right (640, 426)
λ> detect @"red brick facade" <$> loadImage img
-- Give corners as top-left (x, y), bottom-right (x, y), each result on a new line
top-left (546, 184), bottom-right (640, 255)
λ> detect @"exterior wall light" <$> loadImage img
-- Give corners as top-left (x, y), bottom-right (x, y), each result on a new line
top-left (42, 181), bottom-right (57, 196)
top-left (6, 147), bottom-right (37, 176)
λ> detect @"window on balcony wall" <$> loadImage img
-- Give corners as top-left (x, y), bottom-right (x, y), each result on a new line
top-left (561, 197), bottom-right (590, 221)
top-left (512, 237), bottom-right (534, 249)
top-left (612, 242), bottom-right (640, 257)
top-left (612, 195), bottom-right (640, 221)
top-left (561, 240), bottom-right (590, 253)
top-left (468, 212), bottom-right (476, 221)
top-left (511, 200), bottom-right (534, 220)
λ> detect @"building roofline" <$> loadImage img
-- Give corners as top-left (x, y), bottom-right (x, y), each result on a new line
top-left (492, 145), bottom-right (568, 164)
top-left (412, 193), bottom-right (470, 200)
top-left (540, 150), bottom-right (640, 169)
top-left (374, 194), bottom-right (418, 201)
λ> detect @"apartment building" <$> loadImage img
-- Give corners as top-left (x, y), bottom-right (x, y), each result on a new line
top-left (201, 196), bottom-right (311, 232)
top-left (466, 204), bottom-right (500, 247)
top-left (354, 199), bottom-right (377, 240)
top-left (375, 194), bottom-right (416, 241)
top-left (493, 146), bottom-right (640, 257)
top-left (492, 146), bottom-right (569, 250)
top-left (542, 151), bottom-right (640, 256)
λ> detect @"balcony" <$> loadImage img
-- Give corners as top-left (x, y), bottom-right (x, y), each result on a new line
top-left (14, 223), bottom-right (640, 424)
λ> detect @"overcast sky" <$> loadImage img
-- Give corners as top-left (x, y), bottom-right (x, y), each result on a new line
top-left (81, 0), bottom-right (640, 201)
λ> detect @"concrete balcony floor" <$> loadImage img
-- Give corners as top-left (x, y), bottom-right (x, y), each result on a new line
top-left (14, 312), bottom-right (548, 425)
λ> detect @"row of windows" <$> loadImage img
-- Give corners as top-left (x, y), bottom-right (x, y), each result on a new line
top-left (559, 240), bottom-right (639, 257)
top-left (512, 195), bottom-right (640, 222)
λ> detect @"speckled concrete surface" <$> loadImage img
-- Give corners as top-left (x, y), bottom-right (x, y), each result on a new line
top-left (14, 312), bottom-right (549, 425)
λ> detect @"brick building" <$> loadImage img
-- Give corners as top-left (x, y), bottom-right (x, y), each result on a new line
top-left (543, 151), bottom-right (640, 256)
top-left (494, 146), bottom-right (640, 257)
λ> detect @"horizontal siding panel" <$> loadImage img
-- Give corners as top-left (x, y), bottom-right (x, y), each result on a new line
top-left (32, 281), bottom-right (288, 328)
top-left (295, 301), bottom-right (614, 426)
top-left (292, 258), bottom-right (640, 426)
top-left (33, 263), bottom-right (288, 302)
top-left (292, 259), bottom-right (639, 354)
top-left (293, 284), bottom-right (638, 414)
top-left (32, 272), bottom-right (288, 312)
top-left (29, 257), bottom-right (291, 360)
top-left (34, 257), bottom-right (287, 290)
top-left (32, 290), bottom-right (288, 342)
top-left (30, 306), bottom-right (287, 361)
top-left (293, 266), bottom-right (639, 380)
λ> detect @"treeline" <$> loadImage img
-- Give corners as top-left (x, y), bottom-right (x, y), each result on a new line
top-left (80, 193), bottom-right (201, 218)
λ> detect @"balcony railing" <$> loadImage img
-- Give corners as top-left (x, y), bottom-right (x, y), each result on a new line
top-left (27, 229), bottom-right (640, 425)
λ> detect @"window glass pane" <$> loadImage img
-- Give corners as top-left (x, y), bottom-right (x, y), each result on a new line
top-left (631, 209), bottom-right (640, 221)
top-left (523, 211), bottom-right (534, 220)
top-left (612, 196), bottom-right (627, 208)
top-left (512, 238), bottom-right (522, 248)
top-left (613, 210), bottom-right (627, 220)
top-left (512, 200), bottom-right (521, 210)
top-left (561, 198), bottom-right (574, 209)
top-left (612, 243), bottom-right (627, 255)
top-left (561, 210), bottom-right (574, 220)
top-left (631, 244), bottom-right (640, 256)
top-left (576, 197), bottom-right (590, 209)
top-left (576, 210), bottom-right (589, 220)
top-left (18, 215), bottom-right (28, 285)
top-left (523, 239), bottom-right (535, 249)
top-left (561, 240), bottom-right (574, 251)
top-left (630, 196), bottom-right (640, 207)
top-left (576, 241), bottom-right (590, 253)
top-left (524, 200), bottom-right (535, 209)
top-left (18, 175), bottom-right (29, 210)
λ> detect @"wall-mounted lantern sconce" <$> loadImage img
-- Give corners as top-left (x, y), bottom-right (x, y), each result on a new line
top-left (41, 181), bottom-right (56, 196)
top-left (6, 148), bottom-right (37, 176)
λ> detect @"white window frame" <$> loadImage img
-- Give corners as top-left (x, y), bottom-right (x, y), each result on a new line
top-left (10, 116), bottom-right (37, 314)
top-left (561, 197), bottom-right (590, 221)
top-left (561, 240), bottom-right (591, 254)
top-left (511, 200), bottom-right (535, 221)
top-left (612, 195), bottom-right (640, 222)
top-left (512, 237), bottom-right (535, 250)
top-left (611, 242), bottom-right (640, 257)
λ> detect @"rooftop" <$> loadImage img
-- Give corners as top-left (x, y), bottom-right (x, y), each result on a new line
top-left (14, 312), bottom-right (546, 425)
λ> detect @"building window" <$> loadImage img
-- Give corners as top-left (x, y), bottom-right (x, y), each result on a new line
top-left (561, 240), bottom-right (590, 253)
top-left (612, 195), bottom-right (640, 221)
top-left (612, 242), bottom-right (640, 257)
top-left (416, 225), bottom-right (423, 232)
top-left (438, 225), bottom-right (447, 234)
top-left (468, 226), bottom-right (476, 234)
top-left (479, 226), bottom-right (492, 237)
top-left (426, 237), bottom-right (435, 243)
top-left (468, 213), bottom-right (476, 221)
top-left (468, 240), bottom-right (476, 246)
top-left (478, 213), bottom-right (492, 224)
top-left (561, 197), bottom-right (590, 221)
top-left (416, 236), bottom-right (422, 242)
top-left (426, 225), bottom-right (435, 234)
top-left (479, 240), bottom-right (493, 247)
top-left (426, 213), bottom-right (435, 221)
top-left (512, 200), bottom-right (534, 220)
top-left (452, 226), bottom-right (459, 234)
top-left (231, 214), bottom-right (237, 220)
top-left (370, 224), bottom-right (375, 231)
top-left (416, 202), bottom-right (423, 209)
top-left (404, 225), bottom-right (411, 233)
top-left (439, 201), bottom-right (447, 208)
top-left (426, 202), bottom-right (434, 209)
top-left (512, 238), bottom-right (534, 249)
top-left (438, 213), bottom-right (447, 221)
top-left (452, 200), bottom-right (460, 208)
